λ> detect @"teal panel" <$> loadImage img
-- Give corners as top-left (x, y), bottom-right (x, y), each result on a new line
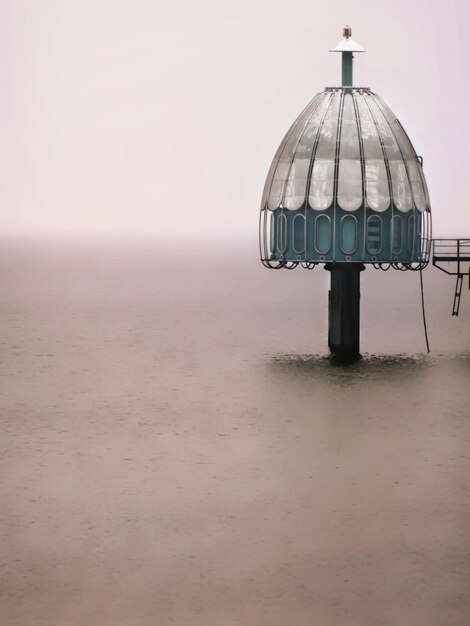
top-left (315, 215), bottom-right (331, 254)
top-left (267, 206), bottom-right (424, 265)
top-left (392, 214), bottom-right (403, 255)
top-left (340, 215), bottom-right (358, 255)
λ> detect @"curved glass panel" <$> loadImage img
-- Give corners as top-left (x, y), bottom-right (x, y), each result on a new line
top-left (407, 159), bottom-right (426, 212)
top-left (263, 93), bottom-right (327, 211)
top-left (366, 215), bottom-right (382, 254)
top-left (375, 96), bottom-right (431, 213)
top-left (338, 94), bottom-right (362, 211)
top-left (268, 160), bottom-right (290, 210)
top-left (356, 95), bottom-right (390, 212)
top-left (340, 215), bottom-right (357, 254)
top-left (392, 214), bottom-right (403, 254)
top-left (277, 95), bottom-right (327, 164)
top-left (309, 92), bottom-right (340, 210)
top-left (387, 121), bottom-right (415, 162)
top-left (296, 93), bottom-right (332, 160)
top-left (283, 158), bottom-right (309, 210)
top-left (367, 97), bottom-right (412, 212)
top-left (310, 160), bottom-right (335, 210)
top-left (267, 180), bottom-right (283, 211)
top-left (277, 214), bottom-right (287, 253)
top-left (314, 215), bottom-right (331, 253)
top-left (364, 160), bottom-right (389, 212)
top-left (387, 161), bottom-right (412, 212)
top-left (374, 96), bottom-right (416, 163)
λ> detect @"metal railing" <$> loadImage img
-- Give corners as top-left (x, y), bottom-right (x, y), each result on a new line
top-left (432, 239), bottom-right (470, 274)
top-left (432, 239), bottom-right (470, 316)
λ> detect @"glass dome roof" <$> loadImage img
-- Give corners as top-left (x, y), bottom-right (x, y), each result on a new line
top-left (261, 88), bottom-right (431, 215)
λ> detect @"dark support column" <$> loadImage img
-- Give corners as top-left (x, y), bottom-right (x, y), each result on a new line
top-left (325, 263), bottom-right (365, 359)
top-left (342, 51), bottom-right (353, 86)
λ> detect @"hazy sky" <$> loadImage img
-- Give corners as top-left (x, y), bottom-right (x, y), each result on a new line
top-left (1, 0), bottom-right (469, 238)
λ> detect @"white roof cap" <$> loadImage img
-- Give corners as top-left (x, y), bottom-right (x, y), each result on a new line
top-left (330, 26), bottom-right (365, 53)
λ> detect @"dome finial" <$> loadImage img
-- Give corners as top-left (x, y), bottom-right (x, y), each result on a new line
top-left (330, 26), bottom-right (365, 87)
top-left (330, 26), bottom-right (365, 53)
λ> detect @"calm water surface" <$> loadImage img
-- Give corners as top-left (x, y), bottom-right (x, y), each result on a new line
top-left (1, 237), bottom-right (469, 625)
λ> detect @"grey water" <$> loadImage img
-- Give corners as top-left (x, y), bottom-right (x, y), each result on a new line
top-left (1, 236), bottom-right (469, 626)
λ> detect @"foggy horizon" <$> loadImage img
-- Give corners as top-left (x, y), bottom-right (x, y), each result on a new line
top-left (1, 0), bottom-right (470, 239)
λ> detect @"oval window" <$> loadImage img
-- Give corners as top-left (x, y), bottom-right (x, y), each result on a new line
top-left (314, 215), bottom-right (331, 254)
top-left (293, 214), bottom-right (305, 254)
top-left (392, 215), bottom-right (402, 254)
top-left (277, 213), bottom-right (287, 254)
top-left (366, 215), bottom-right (382, 254)
top-left (340, 215), bottom-right (357, 254)
top-left (407, 214), bottom-right (415, 255)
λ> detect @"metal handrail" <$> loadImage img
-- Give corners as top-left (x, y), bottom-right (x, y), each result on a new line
top-left (432, 238), bottom-right (470, 315)
top-left (432, 239), bottom-right (470, 275)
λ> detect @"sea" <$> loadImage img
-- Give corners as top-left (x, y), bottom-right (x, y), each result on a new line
top-left (1, 236), bottom-right (469, 626)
